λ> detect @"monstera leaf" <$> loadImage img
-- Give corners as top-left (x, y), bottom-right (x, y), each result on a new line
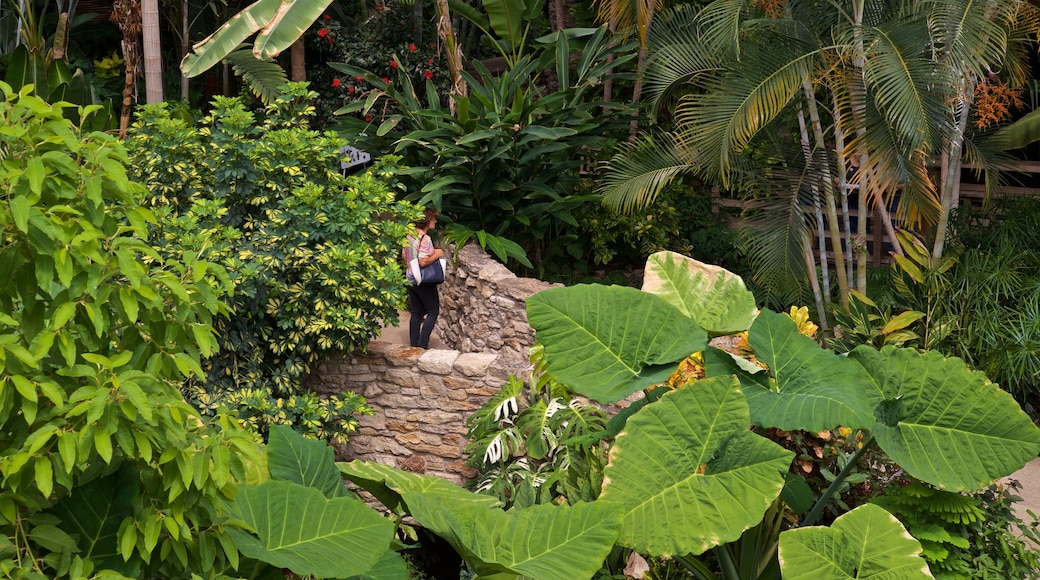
top-left (850, 346), bottom-right (1040, 491)
top-left (778, 503), bottom-right (933, 579)
top-left (228, 480), bottom-right (394, 578)
top-left (641, 251), bottom-right (757, 335)
top-left (708, 309), bottom-right (879, 431)
top-left (527, 284), bottom-right (706, 404)
top-left (267, 424), bottom-right (351, 498)
top-left (339, 461), bottom-right (620, 580)
top-left (599, 377), bottom-right (793, 556)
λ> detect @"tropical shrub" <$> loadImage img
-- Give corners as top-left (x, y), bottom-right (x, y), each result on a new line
top-left (175, 249), bottom-right (1040, 580)
top-left (304, 2), bottom-right (450, 130)
top-left (333, 27), bottom-right (637, 268)
top-left (881, 203), bottom-right (1040, 418)
top-left (464, 345), bottom-right (609, 508)
top-left (126, 84), bottom-right (419, 442)
top-left (0, 82), bottom-right (259, 577)
top-left (521, 250), bottom-right (1040, 577)
top-left (872, 479), bottom-right (1040, 579)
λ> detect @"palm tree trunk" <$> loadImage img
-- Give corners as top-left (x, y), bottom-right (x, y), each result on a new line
top-left (627, 0), bottom-right (655, 140)
top-left (801, 78), bottom-right (849, 310)
top-left (113, 0), bottom-right (143, 137)
top-left (435, 0), bottom-right (467, 111)
top-left (932, 92), bottom-right (971, 258)
top-left (797, 108), bottom-right (831, 327)
top-left (142, 0), bottom-right (162, 103)
top-left (181, 0), bottom-right (189, 100)
top-left (290, 39), bottom-right (305, 82)
top-left (830, 93), bottom-right (859, 292)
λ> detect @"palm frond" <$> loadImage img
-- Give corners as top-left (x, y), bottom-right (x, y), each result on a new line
top-left (929, 0), bottom-right (1019, 82)
top-left (226, 46), bottom-right (289, 105)
top-left (599, 133), bottom-right (698, 213)
top-left (671, 35), bottom-right (813, 185)
top-left (644, 5), bottom-right (725, 115)
top-left (855, 19), bottom-right (950, 160)
top-left (731, 129), bottom-right (817, 306)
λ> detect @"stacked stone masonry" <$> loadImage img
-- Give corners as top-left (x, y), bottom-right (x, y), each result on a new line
top-left (436, 242), bottom-right (560, 364)
top-left (308, 242), bottom-right (554, 486)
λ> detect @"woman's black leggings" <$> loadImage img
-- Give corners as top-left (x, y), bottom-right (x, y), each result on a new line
top-left (407, 284), bottom-right (440, 348)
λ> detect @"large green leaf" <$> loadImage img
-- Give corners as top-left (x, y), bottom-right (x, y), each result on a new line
top-left (339, 461), bottom-right (619, 579)
top-left (641, 250), bottom-right (757, 335)
top-left (527, 284), bottom-right (706, 404)
top-left (267, 424), bottom-right (350, 498)
top-left (48, 463), bottom-right (141, 577)
top-left (5, 45), bottom-right (47, 96)
top-left (600, 377), bottom-right (793, 556)
top-left (253, 0), bottom-right (338, 60)
top-left (347, 549), bottom-right (410, 580)
top-left (180, 0), bottom-right (283, 78)
top-left (723, 309), bottom-right (879, 431)
top-left (482, 0), bottom-right (526, 48)
top-left (778, 503), bottom-right (932, 579)
top-left (850, 346), bottom-right (1040, 492)
top-left (228, 480), bottom-right (394, 578)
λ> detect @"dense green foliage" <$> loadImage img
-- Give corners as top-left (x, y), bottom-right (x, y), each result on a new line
top-left (0, 82), bottom-right (260, 578)
top-left (873, 480), bottom-right (1040, 578)
top-left (464, 345), bottom-right (609, 508)
top-left (303, 1), bottom-right (451, 130)
top-left (334, 27), bottom-right (637, 268)
top-left (125, 84), bottom-right (418, 442)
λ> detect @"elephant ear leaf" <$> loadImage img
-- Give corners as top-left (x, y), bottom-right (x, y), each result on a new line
top-left (642, 250), bottom-right (757, 335)
top-left (267, 424), bottom-right (350, 498)
top-left (527, 284), bottom-right (706, 404)
top-left (48, 463), bottom-right (141, 577)
top-left (850, 346), bottom-right (1040, 491)
top-left (778, 503), bottom-right (933, 579)
top-left (229, 480), bottom-right (394, 578)
top-left (743, 309), bottom-right (878, 431)
top-left (339, 461), bottom-right (618, 579)
top-left (600, 376), bottom-right (793, 556)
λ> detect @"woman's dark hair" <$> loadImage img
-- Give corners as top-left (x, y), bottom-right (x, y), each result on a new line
top-left (415, 208), bottom-right (440, 229)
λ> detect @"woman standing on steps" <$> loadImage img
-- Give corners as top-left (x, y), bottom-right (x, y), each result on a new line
top-left (403, 208), bottom-right (445, 348)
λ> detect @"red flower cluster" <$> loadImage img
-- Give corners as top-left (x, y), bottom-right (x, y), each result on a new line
top-left (408, 43), bottom-right (417, 52)
top-left (389, 60), bottom-right (398, 69)
top-left (424, 70), bottom-right (433, 79)
top-left (318, 28), bottom-right (328, 38)
top-left (332, 78), bottom-right (341, 88)
top-left (323, 14), bottom-right (331, 20)
top-left (355, 76), bottom-right (363, 82)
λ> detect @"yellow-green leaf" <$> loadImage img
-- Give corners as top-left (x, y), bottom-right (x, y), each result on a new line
top-left (119, 522), bottom-right (136, 561)
top-left (11, 375), bottom-right (37, 403)
top-left (58, 432), bottom-right (76, 473)
top-left (881, 310), bottom-right (926, 335)
top-left (34, 456), bottom-right (53, 499)
top-left (94, 430), bottom-right (113, 463)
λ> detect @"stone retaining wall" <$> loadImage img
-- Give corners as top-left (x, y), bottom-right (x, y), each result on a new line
top-left (309, 341), bottom-right (530, 485)
top-left (436, 243), bottom-right (560, 363)
top-left (310, 243), bottom-right (563, 485)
